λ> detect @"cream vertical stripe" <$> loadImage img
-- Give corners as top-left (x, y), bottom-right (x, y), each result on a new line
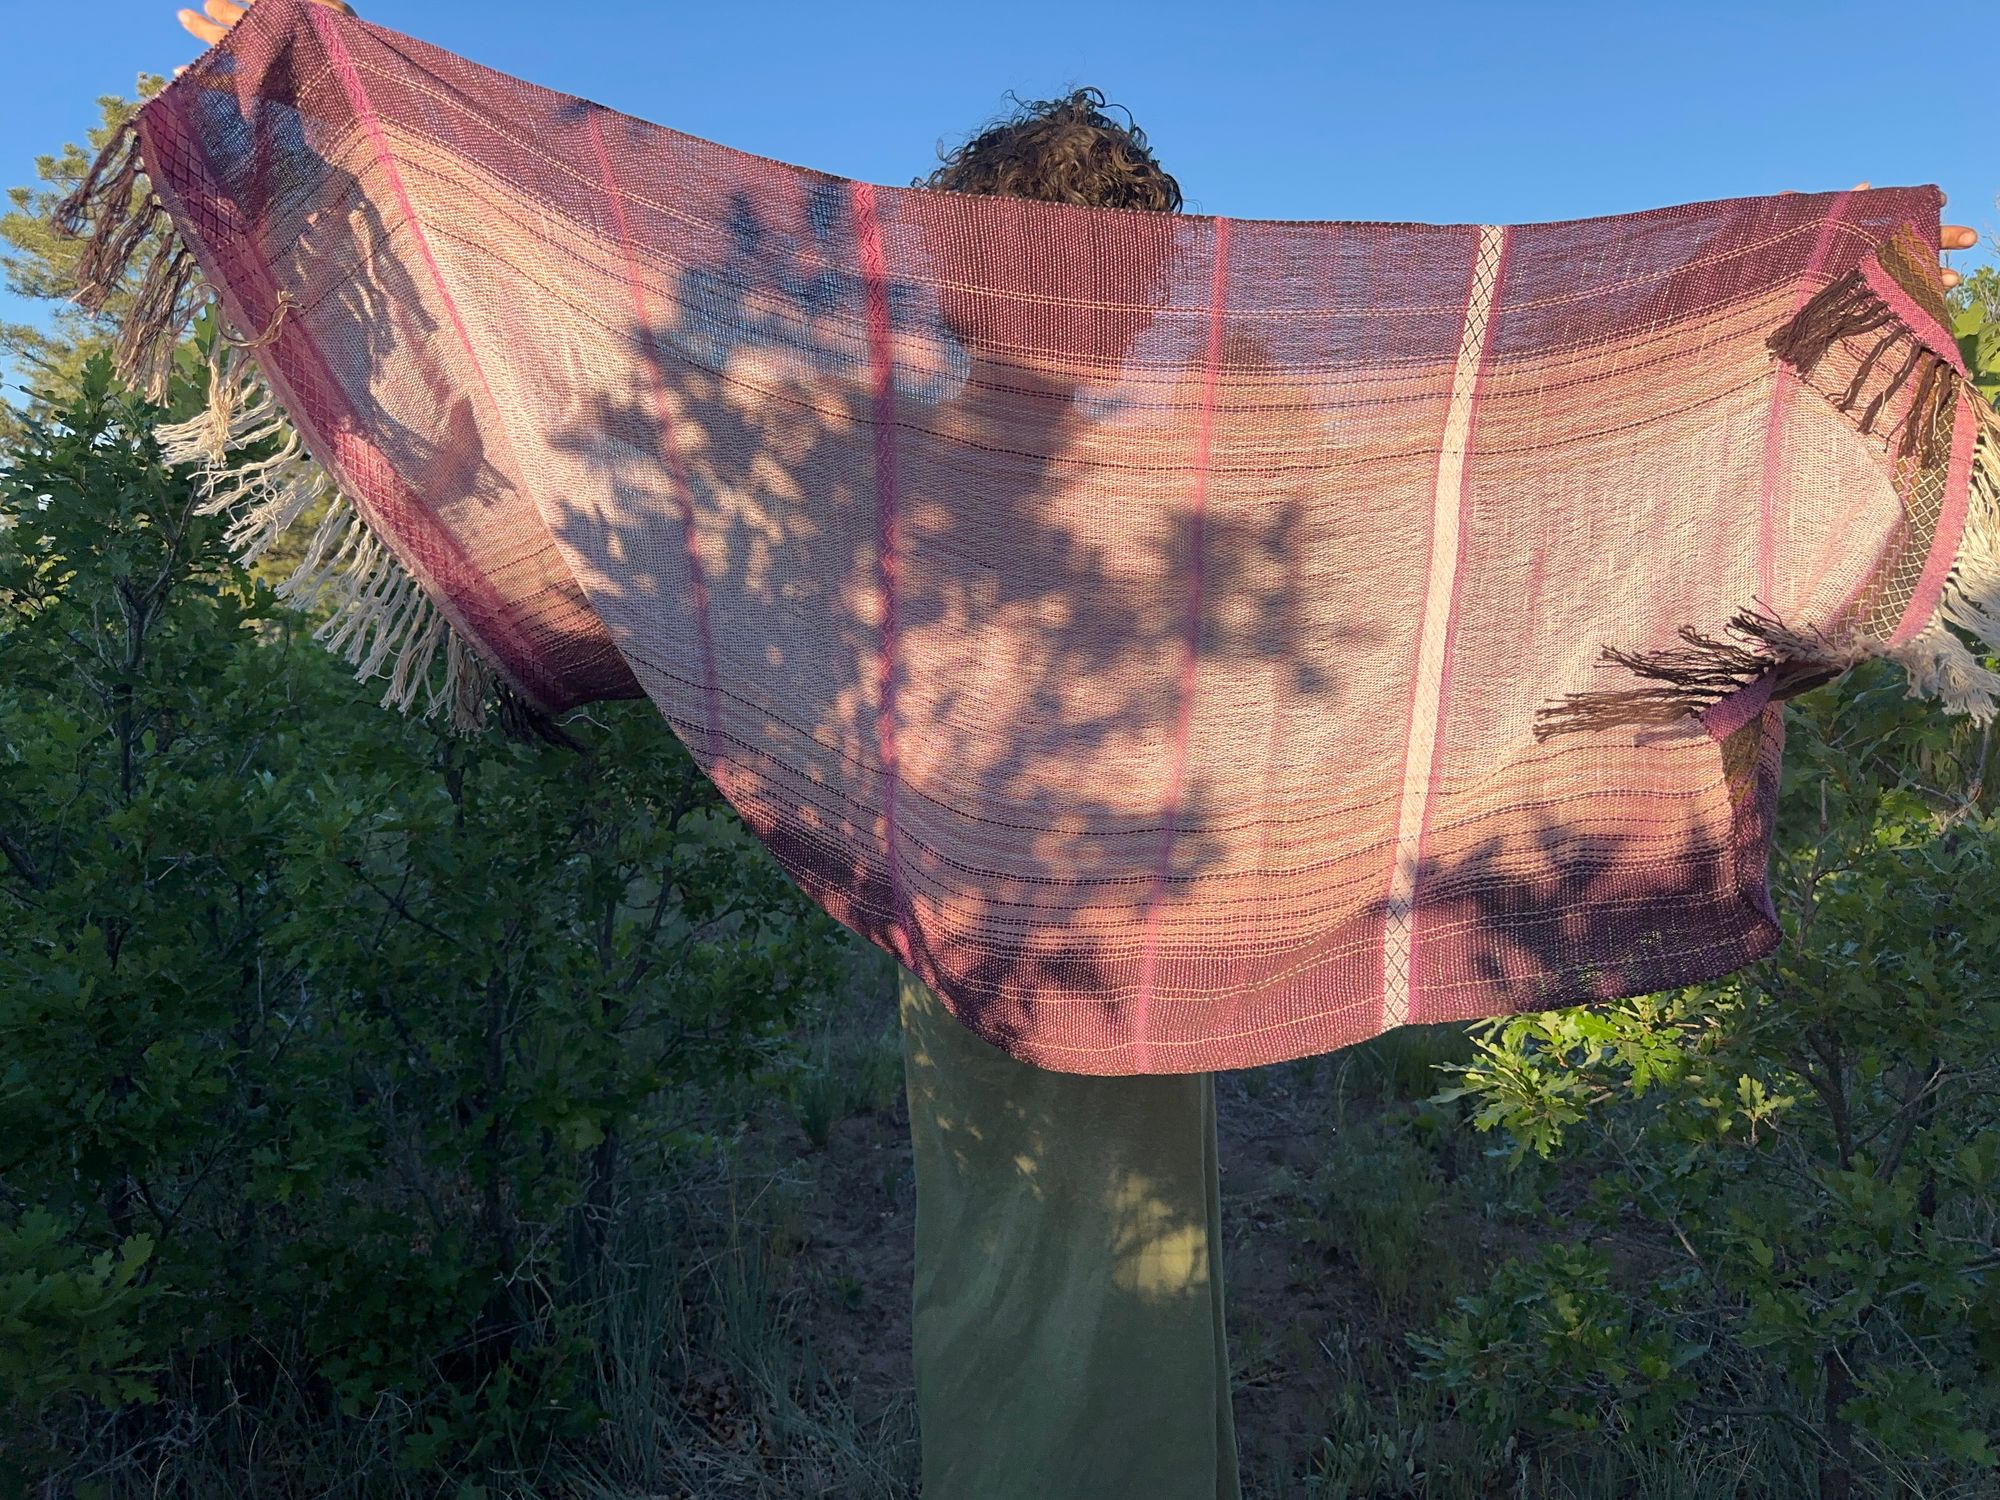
top-left (1381, 224), bottom-right (1509, 1030)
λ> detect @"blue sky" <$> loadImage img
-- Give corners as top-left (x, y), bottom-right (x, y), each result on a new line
top-left (3, 0), bottom-right (1992, 398)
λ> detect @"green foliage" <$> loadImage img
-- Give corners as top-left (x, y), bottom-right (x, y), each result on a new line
top-left (0, 354), bottom-right (850, 1490)
top-left (1305, 1373), bottom-right (1505, 1500)
top-left (788, 1013), bottom-right (903, 1151)
top-left (1958, 266), bottom-right (2000, 409)
top-left (1423, 666), bottom-right (2000, 1488)
top-left (0, 1211), bottom-right (158, 1410)
top-left (1424, 671), bottom-right (2000, 1489)
top-left (1413, 1242), bottom-right (1701, 1444)
top-left (1349, 1022), bottom-right (1479, 1105)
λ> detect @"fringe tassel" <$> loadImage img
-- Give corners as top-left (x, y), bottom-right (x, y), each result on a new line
top-left (1765, 265), bottom-right (1955, 468)
top-left (1532, 608), bottom-right (1862, 742)
top-left (1765, 267), bottom-right (1894, 374)
top-left (1540, 262), bottom-right (1998, 742)
top-left (259, 492), bottom-right (496, 736)
top-left (495, 682), bottom-right (586, 752)
top-left (1882, 397), bottom-right (2000, 723)
top-left (445, 631), bottom-right (495, 732)
top-left (53, 115), bottom-right (561, 745)
top-left (53, 117), bottom-right (203, 401)
top-left (1535, 397), bottom-right (2000, 740)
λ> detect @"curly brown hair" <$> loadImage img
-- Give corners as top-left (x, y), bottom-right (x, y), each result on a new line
top-left (916, 86), bottom-right (1182, 214)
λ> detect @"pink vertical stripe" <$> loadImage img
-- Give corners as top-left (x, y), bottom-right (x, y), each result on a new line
top-left (1756, 190), bottom-right (1854, 611)
top-left (1404, 226), bottom-right (1512, 1022)
top-left (851, 182), bottom-right (916, 971)
top-left (1130, 216), bottom-right (1232, 1069)
top-left (586, 110), bottom-right (731, 792)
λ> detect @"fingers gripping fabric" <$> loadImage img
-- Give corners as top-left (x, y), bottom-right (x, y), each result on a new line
top-left (58, 0), bottom-right (2000, 1073)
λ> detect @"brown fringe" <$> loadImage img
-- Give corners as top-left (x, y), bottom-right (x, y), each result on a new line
top-left (54, 118), bottom-right (149, 305)
top-left (1539, 395), bottom-right (2000, 741)
top-left (1885, 352), bottom-right (1954, 470)
top-left (1874, 225), bottom-right (1959, 345)
top-left (1766, 268), bottom-right (1893, 375)
top-left (53, 117), bottom-right (205, 401)
top-left (1532, 607), bottom-right (1863, 742)
top-left (1767, 264), bottom-right (1956, 468)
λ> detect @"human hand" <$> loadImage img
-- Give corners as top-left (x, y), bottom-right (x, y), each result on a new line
top-left (1849, 181), bottom-right (1977, 290)
top-left (1779, 180), bottom-right (1978, 289)
top-left (173, 0), bottom-right (354, 73)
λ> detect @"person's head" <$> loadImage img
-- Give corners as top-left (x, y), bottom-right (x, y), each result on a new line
top-left (917, 86), bottom-right (1181, 214)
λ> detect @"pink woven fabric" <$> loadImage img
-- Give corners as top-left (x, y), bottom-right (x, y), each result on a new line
top-left (120, 0), bottom-right (1989, 1073)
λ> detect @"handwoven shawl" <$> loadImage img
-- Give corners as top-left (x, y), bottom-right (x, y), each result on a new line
top-left (58, 0), bottom-right (2000, 1074)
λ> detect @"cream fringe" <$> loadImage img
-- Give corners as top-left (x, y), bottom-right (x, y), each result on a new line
top-left (157, 338), bottom-right (495, 733)
top-left (1882, 396), bottom-right (2000, 725)
top-left (52, 120), bottom-right (523, 740)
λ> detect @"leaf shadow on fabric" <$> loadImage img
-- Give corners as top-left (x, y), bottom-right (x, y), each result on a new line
top-left (533, 190), bottom-right (1391, 1062)
top-left (1366, 722), bottom-right (1786, 1031)
top-left (185, 52), bottom-right (521, 520)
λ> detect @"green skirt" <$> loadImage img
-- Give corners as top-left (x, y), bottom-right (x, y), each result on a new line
top-left (898, 968), bottom-right (1242, 1500)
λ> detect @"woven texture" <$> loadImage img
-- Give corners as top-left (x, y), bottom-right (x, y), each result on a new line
top-left (107, 0), bottom-right (1995, 1074)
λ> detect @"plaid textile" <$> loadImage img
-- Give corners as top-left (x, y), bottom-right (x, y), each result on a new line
top-left (65, 0), bottom-right (1999, 1073)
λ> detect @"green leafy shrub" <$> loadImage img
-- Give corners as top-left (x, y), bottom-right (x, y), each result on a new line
top-left (0, 352), bottom-right (850, 1492)
top-left (1423, 666), bottom-right (2000, 1493)
top-left (789, 1014), bottom-right (903, 1151)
